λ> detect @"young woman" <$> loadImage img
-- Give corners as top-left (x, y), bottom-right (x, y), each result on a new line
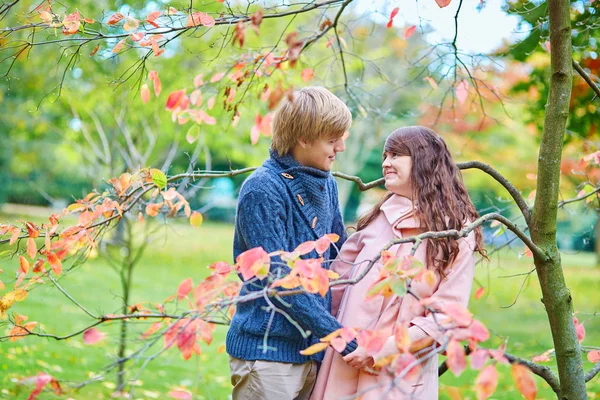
top-left (311, 126), bottom-right (485, 400)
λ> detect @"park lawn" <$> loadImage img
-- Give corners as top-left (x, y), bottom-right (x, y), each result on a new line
top-left (0, 212), bottom-right (598, 399)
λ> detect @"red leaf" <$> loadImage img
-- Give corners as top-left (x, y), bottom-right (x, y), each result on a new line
top-left (83, 328), bottom-right (105, 345)
top-left (166, 90), bottom-right (187, 111)
top-left (177, 278), bottom-right (193, 300)
top-left (141, 84), bottom-right (150, 104)
top-left (435, 0), bottom-right (452, 8)
top-left (404, 25), bottom-right (416, 39)
top-left (389, 7), bottom-right (400, 19)
top-left (315, 236), bottom-right (332, 255)
top-left (236, 247), bottom-right (270, 280)
top-left (475, 365), bottom-right (498, 400)
top-left (107, 12), bottom-right (125, 25)
top-left (588, 350), bottom-right (600, 363)
top-left (455, 80), bottom-right (469, 104)
top-left (446, 339), bottom-right (466, 377)
top-left (511, 364), bottom-right (537, 400)
top-left (574, 316), bottom-right (586, 343)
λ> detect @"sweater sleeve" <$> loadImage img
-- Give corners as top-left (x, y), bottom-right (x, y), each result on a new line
top-left (238, 189), bottom-right (357, 355)
top-left (408, 232), bottom-right (477, 345)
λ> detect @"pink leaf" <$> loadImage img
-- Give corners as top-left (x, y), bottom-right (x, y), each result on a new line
top-left (475, 365), bottom-right (498, 400)
top-left (455, 80), bottom-right (469, 104)
top-left (574, 316), bottom-right (586, 343)
top-left (141, 84), bottom-right (150, 104)
top-left (435, 0), bottom-right (452, 8)
top-left (83, 328), bottom-right (105, 345)
top-left (177, 278), bottom-right (193, 300)
top-left (446, 339), bottom-right (466, 377)
top-left (404, 25), bottom-right (416, 39)
top-left (168, 389), bottom-right (192, 400)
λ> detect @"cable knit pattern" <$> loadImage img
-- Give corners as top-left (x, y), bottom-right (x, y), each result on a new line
top-left (226, 149), bottom-right (357, 364)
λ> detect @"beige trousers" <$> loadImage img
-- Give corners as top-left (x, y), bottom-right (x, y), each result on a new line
top-left (229, 356), bottom-right (318, 400)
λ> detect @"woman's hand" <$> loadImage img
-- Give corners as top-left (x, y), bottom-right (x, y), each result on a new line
top-left (342, 346), bottom-right (374, 370)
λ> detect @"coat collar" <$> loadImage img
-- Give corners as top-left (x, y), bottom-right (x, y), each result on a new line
top-left (380, 194), bottom-right (421, 233)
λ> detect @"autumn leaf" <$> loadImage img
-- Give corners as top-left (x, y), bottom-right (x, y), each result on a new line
top-left (165, 89), bottom-right (187, 111)
top-left (112, 38), bottom-right (126, 53)
top-left (394, 322), bottom-right (411, 353)
top-left (455, 80), bottom-right (469, 105)
top-left (62, 11), bottom-right (80, 35)
top-left (470, 348), bottom-right (490, 370)
top-left (511, 363), bottom-right (537, 400)
top-left (587, 350), bottom-right (600, 363)
top-left (300, 341), bottom-right (328, 355)
top-left (435, 0), bottom-right (452, 8)
top-left (475, 287), bottom-right (485, 299)
top-left (441, 301), bottom-right (473, 326)
top-left (131, 32), bottom-right (145, 42)
top-left (19, 256), bottom-right (30, 274)
top-left (236, 247), bottom-right (270, 281)
top-left (357, 330), bottom-right (387, 356)
top-left (46, 252), bottom-right (62, 275)
top-left (404, 25), bottom-right (417, 39)
top-left (190, 211), bottom-right (203, 227)
top-left (141, 83), bottom-right (150, 104)
top-left (233, 21), bottom-right (246, 47)
top-left (107, 12), bottom-right (125, 25)
top-left (148, 70), bottom-right (161, 96)
top-left (446, 339), bottom-right (466, 377)
top-left (387, 7), bottom-right (399, 28)
top-left (424, 76), bottom-right (438, 90)
top-left (394, 353), bottom-right (421, 382)
top-left (168, 389), bottom-right (192, 400)
top-left (90, 44), bottom-right (100, 56)
top-left (294, 240), bottom-right (316, 255)
top-left (475, 365), bottom-right (498, 400)
top-left (177, 278), bottom-right (193, 300)
top-left (574, 316), bottom-right (586, 343)
top-left (146, 11), bottom-right (162, 28)
top-left (301, 68), bottom-right (314, 82)
top-left (83, 328), bottom-right (105, 344)
top-left (145, 202), bottom-right (164, 217)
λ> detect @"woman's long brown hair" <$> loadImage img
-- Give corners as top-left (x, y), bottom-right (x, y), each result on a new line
top-left (356, 126), bottom-right (485, 278)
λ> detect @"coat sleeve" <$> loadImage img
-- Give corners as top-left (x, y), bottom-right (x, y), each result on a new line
top-left (329, 231), bottom-right (364, 317)
top-left (408, 232), bottom-right (477, 345)
top-left (237, 188), bottom-right (357, 355)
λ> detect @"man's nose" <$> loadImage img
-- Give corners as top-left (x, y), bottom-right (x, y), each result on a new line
top-left (336, 138), bottom-right (346, 153)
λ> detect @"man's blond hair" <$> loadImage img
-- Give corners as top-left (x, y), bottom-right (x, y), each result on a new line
top-left (271, 86), bottom-right (352, 155)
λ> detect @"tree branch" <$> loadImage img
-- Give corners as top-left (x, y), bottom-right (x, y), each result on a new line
top-left (573, 59), bottom-right (600, 99)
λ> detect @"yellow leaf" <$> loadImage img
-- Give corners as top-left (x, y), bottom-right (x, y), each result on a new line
top-left (190, 211), bottom-right (203, 227)
top-left (299, 341), bottom-right (328, 355)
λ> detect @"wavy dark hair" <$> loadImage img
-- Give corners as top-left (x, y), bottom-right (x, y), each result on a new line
top-left (356, 126), bottom-right (485, 277)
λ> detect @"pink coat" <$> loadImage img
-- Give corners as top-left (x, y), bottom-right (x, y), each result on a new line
top-left (311, 194), bottom-right (476, 400)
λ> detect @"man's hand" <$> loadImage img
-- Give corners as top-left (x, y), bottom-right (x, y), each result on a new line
top-left (342, 346), bottom-right (374, 370)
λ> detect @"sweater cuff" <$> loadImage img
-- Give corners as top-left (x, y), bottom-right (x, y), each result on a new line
top-left (341, 339), bottom-right (358, 356)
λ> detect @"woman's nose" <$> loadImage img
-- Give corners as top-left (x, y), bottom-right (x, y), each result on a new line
top-left (382, 157), bottom-right (391, 167)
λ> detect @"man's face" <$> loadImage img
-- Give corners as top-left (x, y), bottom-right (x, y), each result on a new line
top-left (293, 135), bottom-right (347, 171)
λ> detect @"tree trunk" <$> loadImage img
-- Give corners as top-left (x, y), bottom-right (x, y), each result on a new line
top-left (530, 1), bottom-right (586, 398)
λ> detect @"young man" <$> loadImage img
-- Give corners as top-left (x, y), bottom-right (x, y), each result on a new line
top-left (226, 87), bottom-right (357, 399)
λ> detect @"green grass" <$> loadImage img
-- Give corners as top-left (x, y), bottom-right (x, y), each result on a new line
top-left (1, 213), bottom-right (600, 399)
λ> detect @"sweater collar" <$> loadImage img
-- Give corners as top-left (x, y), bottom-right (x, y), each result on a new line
top-left (268, 148), bottom-right (330, 179)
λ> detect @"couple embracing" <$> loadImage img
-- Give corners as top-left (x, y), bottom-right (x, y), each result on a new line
top-left (225, 87), bottom-right (485, 400)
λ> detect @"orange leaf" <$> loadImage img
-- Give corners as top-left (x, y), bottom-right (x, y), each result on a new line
top-left (177, 278), bottom-right (193, 300)
top-left (148, 70), bottom-right (161, 96)
top-left (511, 364), bottom-right (537, 400)
top-left (90, 44), bottom-right (100, 56)
top-left (33, 259), bottom-right (45, 273)
top-left (294, 240), bottom-right (316, 255)
top-left (112, 38), bottom-right (126, 53)
top-left (475, 287), bottom-right (485, 300)
top-left (107, 12), bottom-right (125, 25)
top-left (394, 322), bottom-right (411, 353)
top-left (141, 83), bottom-right (150, 103)
top-left (27, 237), bottom-right (37, 259)
top-left (14, 288), bottom-right (28, 301)
top-left (300, 341), bottom-right (328, 355)
top-left (62, 11), bottom-right (80, 35)
top-left (210, 72), bottom-right (225, 83)
top-left (19, 256), bottom-right (30, 274)
top-left (26, 222), bottom-right (40, 238)
top-left (190, 211), bottom-right (203, 227)
top-left (301, 68), bottom-right (314, 82)
top-left (46, 252), bottom-right (62, 275)
top-left (123, 16), bottom-right (139, 31)
top-left (435, 0), bottom-right (452, 8)
top-left (424, 76), bottom-right (438, 90)
top-left (146, 11), bottom-right (162, 28)
top-left (145, 202), bottom-right (163, 217)
top-left (475, 365), bottom-right (498, 400)
top-left (357, 330), bottom-right (387, 356)
top-left (83, 328), bottom-right (105, 344)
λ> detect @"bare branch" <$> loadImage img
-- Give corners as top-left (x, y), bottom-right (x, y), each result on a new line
top-left (573, 59), bottom-right (600, 100)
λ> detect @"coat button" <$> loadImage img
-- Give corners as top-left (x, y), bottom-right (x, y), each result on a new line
top-left (312, 217), bottom-right (318, 229)
top-left (281, 173), bottom-right (294, 179)
top-left (297, 194), bottom-right (305, 206)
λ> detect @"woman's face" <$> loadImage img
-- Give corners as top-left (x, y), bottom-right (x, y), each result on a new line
top-left (382, 151), bottom-right (413, 198)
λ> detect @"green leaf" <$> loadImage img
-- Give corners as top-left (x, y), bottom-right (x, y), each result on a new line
top-left (389, 279), bottom-right (406, 297)
top-left (150, 169), bottom-right (167, 190)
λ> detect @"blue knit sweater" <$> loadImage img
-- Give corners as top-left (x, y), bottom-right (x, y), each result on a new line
top-left (226, 149), bottom-right (358, 363)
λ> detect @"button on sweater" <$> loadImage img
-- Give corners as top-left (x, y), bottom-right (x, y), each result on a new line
top-left (226, 149), bottom-right (358, 363)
